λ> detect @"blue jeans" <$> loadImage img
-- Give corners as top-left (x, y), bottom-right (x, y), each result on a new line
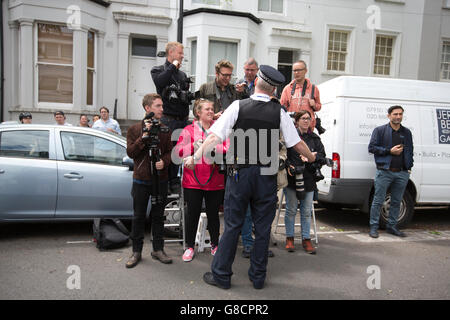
top-left (369, 169), bottom-right (410, 229)
top-left (241, 205), bottom-right (254, 250)
top-left (283, 188), bottom-right (314, 239)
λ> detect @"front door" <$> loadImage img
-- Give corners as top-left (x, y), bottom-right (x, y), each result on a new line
top-left (128, 37), bottom-right (158, 120)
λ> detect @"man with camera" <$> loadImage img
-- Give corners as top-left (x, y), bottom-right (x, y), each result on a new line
top-left (280, 60), bottom-right (322, 132)
top-left (151, 41), bottom-right (192, 194)
top-left (125, 93), bottom-right (173, 268)
top-left (198, 59), bottom-right (244, 119)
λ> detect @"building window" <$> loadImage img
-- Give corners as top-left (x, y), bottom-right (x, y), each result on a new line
top-left (192, 0), bottom-right (220, 5)
top-left (191, 40), bottom-right (197, 91)
top-left (327, 30), bottom-right (349, 72)
top-left (87, 31), bottom-right (95, 106)
top-left (441, 40), bottom-right (450, 80)
top-left (258, 0), bottom-right (283, 13)
top-left (208, 40), bottom-right (237, 83)
top-left (131, 38), bottom-right (157, 57)
top-left (374, 35), bottom-right (394, 76)
top-left (37, 23), bottom-right (73, 104)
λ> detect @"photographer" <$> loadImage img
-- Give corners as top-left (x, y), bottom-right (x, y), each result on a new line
top-left (125, 94), bottom-right (173, 268)
top-left (175, 99), bottom-right (228, 262)
top-left (151, 41), bottom-right (192, 194)
top-left (198, 59), bottom-right (244, 119)
top-left (284, 110), bottom-right (326, 254)
top-left (280, 60), bottom-right (323, 133)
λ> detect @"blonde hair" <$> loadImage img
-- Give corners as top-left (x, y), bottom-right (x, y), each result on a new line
top-left (193, 99), bottom-right (213, 120)
top-left (215, 59), bottom-right (234, 74)
top-left (165, 41), bottom-right (183, 54)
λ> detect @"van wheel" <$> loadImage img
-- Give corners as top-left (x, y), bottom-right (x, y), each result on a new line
top-left (376, 189), bottom-right (414, 229)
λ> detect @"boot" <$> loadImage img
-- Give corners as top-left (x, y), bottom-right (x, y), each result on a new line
top-left (125, 252), bottom-right (142, 268)
top-left (285, 237), bottom-right (295, 252)
top-left (302, 239), bottom-right (316, 254)
top-left (151, 250), bottom-right (173, 264)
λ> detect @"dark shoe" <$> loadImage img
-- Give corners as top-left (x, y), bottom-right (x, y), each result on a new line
top-left (268, 249), bottom-right (275, 258)
top-left (249, 276), bottom-right (265, 290)
top-left (285, 237), bottom-right (295, 252)
top-left (151, 250), bottom-right (173, 264)
top-left (302, 239), bottom-right (316, 254)
top-left (369, 227), bottom-right (379, 238)
top-left (386, 227), bottom-right (406, 237)
top-left (203, 272), bottom-right (230, 290)
top-left (125, 252), bottom-right (141, 269)
top-left (242, 246), bottom-right (252, 259)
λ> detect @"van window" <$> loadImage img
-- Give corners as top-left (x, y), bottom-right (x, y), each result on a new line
top-left (0, 130), bottom-right (50, 159)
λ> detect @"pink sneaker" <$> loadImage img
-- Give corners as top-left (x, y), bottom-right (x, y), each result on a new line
top-left (182, 248), bottom-right (195, 262)
top-left (211, 245), bottom-right (218, 256)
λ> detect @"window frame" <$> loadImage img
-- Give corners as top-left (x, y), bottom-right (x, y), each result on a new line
top-left (34, 22), bottom-right (74, 109)
top-left (440, 39), bottom-right (450, 82)
top-left (370, 30), bottom-right (401, 78)
top-left (323, 25), bottom-right (355, 76)
top-left (258, 0), bottom-right (284, 14)
top-left (87, 30), bottom-right (97, 107)
top-left (207, 38), bottom-right (239, 84)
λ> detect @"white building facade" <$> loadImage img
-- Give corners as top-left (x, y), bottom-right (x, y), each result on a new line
top-left (2, 0), bottom-right (450, 123)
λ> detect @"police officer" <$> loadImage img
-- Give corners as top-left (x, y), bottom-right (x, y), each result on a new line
top-left (151, 41), bottom-right (191, 194)
top-left (184, 65), bottom-right (316, 290)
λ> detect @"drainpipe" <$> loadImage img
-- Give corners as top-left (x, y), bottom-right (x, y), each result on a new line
top-left (177, 0), bottom-right (183, 43)
top-left (0, 0), bottom-right (4, 123)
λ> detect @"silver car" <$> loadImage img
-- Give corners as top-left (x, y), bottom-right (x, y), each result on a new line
top-left (0, 124), bottom-right (135, 221)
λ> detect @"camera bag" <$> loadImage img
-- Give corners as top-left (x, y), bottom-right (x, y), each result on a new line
top-left (93, 218), bottom-right (130, 250)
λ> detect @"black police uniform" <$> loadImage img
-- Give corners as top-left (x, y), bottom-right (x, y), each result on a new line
top-left (207, 65), bottom-right (287, 290)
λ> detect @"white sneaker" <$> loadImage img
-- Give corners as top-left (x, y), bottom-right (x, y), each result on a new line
top-left (182, 247), bottom-right (195, 262)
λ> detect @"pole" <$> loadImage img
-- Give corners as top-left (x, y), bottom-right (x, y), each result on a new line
top-left (177, 0), bottom-right (184, 43)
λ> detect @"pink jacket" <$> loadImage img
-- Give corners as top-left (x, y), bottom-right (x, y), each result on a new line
top-left (175, 120), bottom-right (229, 191)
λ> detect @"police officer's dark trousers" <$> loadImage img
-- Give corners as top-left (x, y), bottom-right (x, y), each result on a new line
top-left (211, 166), bottom-right (277, 288)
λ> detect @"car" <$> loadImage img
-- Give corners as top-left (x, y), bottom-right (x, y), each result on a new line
top-left (0, 123), bottom-right (137, 221)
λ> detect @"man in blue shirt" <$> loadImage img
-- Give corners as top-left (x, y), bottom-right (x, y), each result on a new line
top-left (368, 105), bottom-right (414, 238)
top-left (92, 106), bottom-right (121, 135)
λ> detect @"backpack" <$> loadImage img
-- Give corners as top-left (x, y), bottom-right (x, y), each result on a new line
top-left (93, 218), bottom-right (130, 250)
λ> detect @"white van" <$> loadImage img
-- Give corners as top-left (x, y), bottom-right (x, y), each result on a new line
top-left (316, 76), bottom-right (450, 227)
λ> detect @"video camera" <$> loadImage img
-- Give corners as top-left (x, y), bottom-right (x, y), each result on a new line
top-left (164, 83), bottom-right (196, 105)
top-left (142, 112), bottom-right (170, 148)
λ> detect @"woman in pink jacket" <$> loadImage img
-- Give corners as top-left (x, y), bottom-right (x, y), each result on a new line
top-left (176, 99), bottom-right (228, 262)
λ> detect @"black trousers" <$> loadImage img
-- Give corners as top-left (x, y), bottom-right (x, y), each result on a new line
top-left (211, 167), bottom-right (277, 288)
top-left (130, 181), bottom-right (168, 253)
top-left (184, 188), bottom-right (224, 249)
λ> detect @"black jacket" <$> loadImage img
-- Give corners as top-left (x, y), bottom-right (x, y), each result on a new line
top-left (151, 61), bottom-right (191, 118)
top-left (287, 130), bottom-right (326, 192)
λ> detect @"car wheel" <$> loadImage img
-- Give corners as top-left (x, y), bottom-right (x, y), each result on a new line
top-left (376, 189), bottom-right (414, 229)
